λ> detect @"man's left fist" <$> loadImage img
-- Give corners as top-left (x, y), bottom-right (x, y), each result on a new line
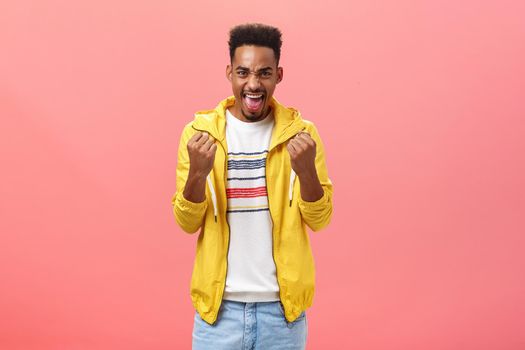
top-left (286, 132), bottom-right (317, 176)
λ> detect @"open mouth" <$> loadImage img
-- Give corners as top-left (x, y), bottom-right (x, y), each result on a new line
top-left (242, 92), bottom-right (265, 113)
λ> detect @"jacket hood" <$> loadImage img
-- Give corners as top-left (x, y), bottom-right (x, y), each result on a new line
top-left (191, 95), bottom-right (306, 151)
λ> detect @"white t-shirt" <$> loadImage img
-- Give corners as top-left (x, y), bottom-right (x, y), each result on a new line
top-left (223, 108), bottom-right (280, 302)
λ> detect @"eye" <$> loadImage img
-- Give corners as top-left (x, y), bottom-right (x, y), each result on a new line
top-left (262, 71), bottom-right (272, 77)
top-left (236, 71), bottom-right (248, 77)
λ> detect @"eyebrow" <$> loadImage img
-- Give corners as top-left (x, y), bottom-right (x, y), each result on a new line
top-left (235, 66), bottom-right (273, 71)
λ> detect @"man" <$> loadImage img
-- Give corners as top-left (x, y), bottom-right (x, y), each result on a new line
top-left (171, 23), bottom-right (333, 349)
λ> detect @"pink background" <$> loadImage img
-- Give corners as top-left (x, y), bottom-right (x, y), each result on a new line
top-left (1, 0), bottom-right (524, 349)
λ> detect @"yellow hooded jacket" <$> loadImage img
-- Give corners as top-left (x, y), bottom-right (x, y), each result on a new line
top-left (171, 95), bottom-right (333, 324)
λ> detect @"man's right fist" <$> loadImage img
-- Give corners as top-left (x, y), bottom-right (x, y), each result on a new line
top-left (187, 132), bottom-right (217, 178)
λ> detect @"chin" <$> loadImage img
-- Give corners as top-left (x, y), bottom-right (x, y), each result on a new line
top-left (243, 113), bottom-right (260, 121)
top-left (247, 111), bottom-right (266, 120)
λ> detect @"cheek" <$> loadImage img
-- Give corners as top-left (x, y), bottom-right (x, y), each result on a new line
top-left (233, 82), bottom-right (243, 94)
top-left (265, 81), bottom-right (277, 91)
top-left (264, 86), bottom-right (275, 96)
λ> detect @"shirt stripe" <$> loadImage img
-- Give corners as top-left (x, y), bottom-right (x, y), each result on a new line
top-left (226, 208), bottom-right (270, 213)
top-left (228, 154), bottom-right (268, 159)
top-left (228, 159), bottom-right (266, 170)
top-left (228, 150), bottom-right (268, 156)
top-left (228, 204), bottom-right (269, 210)
top-left (227, 175), bottom-right (266, 181)
top-left (226, 186), bottom-right (268, 199)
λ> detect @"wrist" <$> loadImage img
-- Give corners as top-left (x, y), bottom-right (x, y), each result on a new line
top-left (188, 168), bottom-right (209, 181)
top-left (296, 167), bottom-right (318, 181)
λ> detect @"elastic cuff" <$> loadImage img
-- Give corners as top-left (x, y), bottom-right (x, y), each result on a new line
top-left (176, 193), bottom-right (207, 211)
top-left (298, 189), bottom-right (328, 209)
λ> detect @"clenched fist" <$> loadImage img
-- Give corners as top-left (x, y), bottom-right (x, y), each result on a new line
top-left (286, 131), bottom-right (324, 202)
top-left (187, 132), bottom-right (217, 178)
top-left (182, 132), bottom-right (217, 203)
top-left (286, 132), bottom-right (317, 177)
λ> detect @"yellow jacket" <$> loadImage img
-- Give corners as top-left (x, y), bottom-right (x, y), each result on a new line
top-left (171, 95), bottom-right (333, 324)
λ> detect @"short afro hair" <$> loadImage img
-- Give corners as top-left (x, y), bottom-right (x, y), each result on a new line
top-left (228, 23), bottom-right (283, 65)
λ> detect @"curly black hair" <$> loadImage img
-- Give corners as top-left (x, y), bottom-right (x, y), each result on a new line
top-left (228, 23), bottom-right (283, 65)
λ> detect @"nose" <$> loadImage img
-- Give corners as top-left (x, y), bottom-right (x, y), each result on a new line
top-left (246, 72), bottom-right (261, 90)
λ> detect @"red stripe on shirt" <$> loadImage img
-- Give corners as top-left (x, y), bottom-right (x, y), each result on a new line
top-left (226, 186), bottom-right (268, 198)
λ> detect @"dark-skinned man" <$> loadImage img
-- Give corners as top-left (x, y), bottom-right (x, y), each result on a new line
top-left (171, 23), bottom-right (333, 350)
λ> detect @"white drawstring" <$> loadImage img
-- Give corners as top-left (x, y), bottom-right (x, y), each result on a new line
top-left (206, 173), bottom-right (218, 222)
top-left (289, 169), bottom-right (296, 206)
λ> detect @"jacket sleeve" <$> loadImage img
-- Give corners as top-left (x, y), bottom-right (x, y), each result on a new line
top-left (171, 123), bottom-right (208, 234)
top-left (297, 122), bottom-right (334, 232)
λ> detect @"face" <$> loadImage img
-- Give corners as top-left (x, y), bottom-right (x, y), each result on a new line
top-left (226, 45), bottom-right (283, 122)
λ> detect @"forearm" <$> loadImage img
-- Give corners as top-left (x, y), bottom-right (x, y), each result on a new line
top-left (297, 169), bottom-right (333, 232)
top-left (183, 169), bottom-right (207, 203)
top-left (174, 169), bottom-right (208, 233)
top-left (298, 169), bottom-right (324, 202)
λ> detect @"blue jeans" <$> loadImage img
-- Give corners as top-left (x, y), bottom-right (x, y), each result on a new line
top-left (192, 300), bottom-right (307, 350)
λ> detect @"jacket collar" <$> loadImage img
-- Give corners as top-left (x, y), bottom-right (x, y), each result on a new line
top-left (192, 95), bottom-right (305, 151)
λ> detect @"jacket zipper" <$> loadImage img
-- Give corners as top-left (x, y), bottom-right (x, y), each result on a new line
top-left (267, 127), bottom-right (304, 321)
top-left (266, 148), bottom-right (284, 312)
top-left (216, 138), bottom-right (230, 322)
top-left (191, 125), bottom-right (231, 324)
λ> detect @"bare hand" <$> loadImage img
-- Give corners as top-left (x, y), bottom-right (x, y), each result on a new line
top-left (187, 132), bottom-right (217, 178)
top-left (286, 132), bottom-right (317, 177)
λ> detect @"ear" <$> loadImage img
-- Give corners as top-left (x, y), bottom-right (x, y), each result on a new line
top-left (277, 66), bottom-right (283, 84)
top-left (226, 64), bottom-right (233, 82)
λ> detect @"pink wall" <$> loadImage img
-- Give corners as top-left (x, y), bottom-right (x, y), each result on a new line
top-left (1, 0), bottom-right (524, 349)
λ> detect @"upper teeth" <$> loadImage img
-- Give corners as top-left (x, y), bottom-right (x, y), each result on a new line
top-left (245, 94), bottom-right (263, 98)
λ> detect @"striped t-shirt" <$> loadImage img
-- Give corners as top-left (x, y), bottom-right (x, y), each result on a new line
top-left (222, 108), bottom-right (280, 302)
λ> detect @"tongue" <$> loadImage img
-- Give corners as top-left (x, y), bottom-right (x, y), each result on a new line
top-left (245, 97), bottom-right (263, 110)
